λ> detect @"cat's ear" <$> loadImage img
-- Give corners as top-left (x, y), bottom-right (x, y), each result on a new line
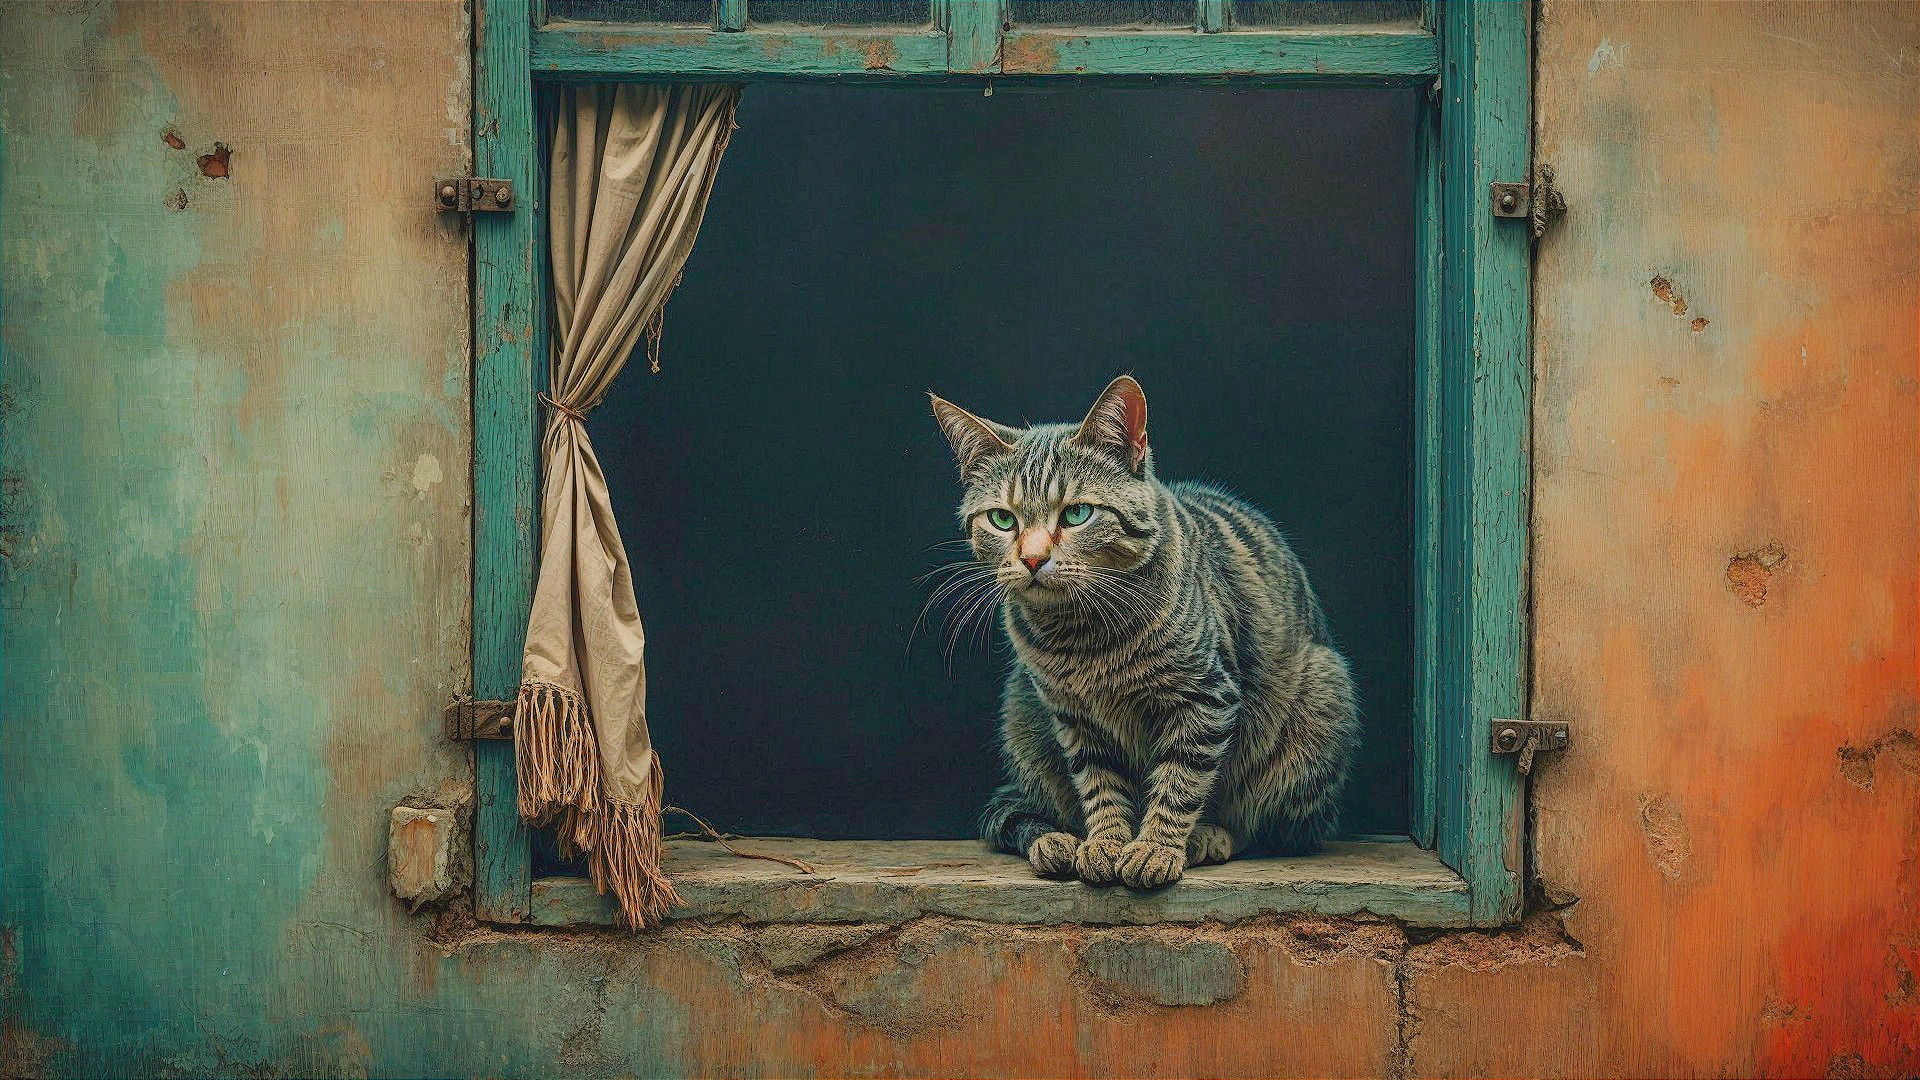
top-left (1072, 375), bottom-right (1149, 474)
top-left (929, 393), bottom-right (1017, 480)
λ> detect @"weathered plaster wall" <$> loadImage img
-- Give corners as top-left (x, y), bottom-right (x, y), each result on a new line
top-left (1, 2), bottom-right (1915, 1078)
top-left (1, 2), bottom-right (478, 1074)
top-left (1458, 3), bottom-right (1919, 1076)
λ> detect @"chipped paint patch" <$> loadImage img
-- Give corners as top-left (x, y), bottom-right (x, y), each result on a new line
top-left (819, 35), bottom-right (898, 71)
top-left (196, 142), bottom-right (231, 178)
top-left (1636, 792), bottom-right (1692, 879)
top-left (1587, 37), bottom-right (1626, 76)
top-left (1, 1016), bottom-right (74, 1078)
top-left (1761, 996), bottom-right (1812, 1026)
top-left (1279, 915), bottom-right (1404, 965)
top-left (1650, 273), bottom-right (1689, 316)
top-left (1079, 936), bottom-right (1245, 1007)
top-left (1828, 1051), bottom-right (1866, 1078)
top-left (1838, 730), bottom-right (1920, 791)
top-left (411, 453), bottom-right (444, 498)
top-left (1726, 541), bottom-right (1788, 606)
top-left (1001, 34), bottom-right (1062, 74)
top-left (754, 923), bottom-right (888, 974)
top-left (1406, 912), bottom-right (1584, 974)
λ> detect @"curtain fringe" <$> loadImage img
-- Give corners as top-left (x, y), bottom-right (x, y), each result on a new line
top-left (513, 680), bottom-right (678, 928)
top-left (591, 760), bottom-right (680, 930)
top-left (514, 680), bottom-right (601, 834)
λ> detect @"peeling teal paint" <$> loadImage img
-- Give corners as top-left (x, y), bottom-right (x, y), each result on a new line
top-left (1, 7), bottom-right (325, 1073)
top-left (3, 3), bottom-right (472, 1074)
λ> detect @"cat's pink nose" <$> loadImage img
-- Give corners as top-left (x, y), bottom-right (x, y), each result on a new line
top-left (1017, 527), bottom-right (1053, 570)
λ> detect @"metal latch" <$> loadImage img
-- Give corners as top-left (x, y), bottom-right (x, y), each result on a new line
top-left (432, 177), bottom-right (515, 214)
top-left (1490, 718), bottom-right (1570, 776)
top-left (1490, 165), bottom-right (1567, 239)
top-left (445, 695), bottom-right (515, 740)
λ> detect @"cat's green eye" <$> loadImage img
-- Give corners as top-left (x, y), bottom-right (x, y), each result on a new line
top-left (1061, 503), bottom-right (1094, 527)
top-left (985, 508), bottom-right (1017, 532)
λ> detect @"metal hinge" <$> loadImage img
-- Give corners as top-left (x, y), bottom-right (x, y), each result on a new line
top-left (432, 177), bottom-right (515, 215)
top-left (1489, 164), bottom-right (1567, 239)
top-left (445, 695), bottom-right (515, 740)
top-left (1490, 718), bottom-right (1570, 776)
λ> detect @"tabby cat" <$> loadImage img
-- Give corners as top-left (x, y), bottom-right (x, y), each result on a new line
top-left (929, 376), bottom-right (1360, 888)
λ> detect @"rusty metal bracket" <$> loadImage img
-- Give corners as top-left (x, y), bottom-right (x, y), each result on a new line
top-left (1490, 165), bottom-right (1568, 239)
top-left (432, 177), bottom-right (515, 215)
top-left (1490, 181), bottom-right (1532, 220)
top-left (1490, 718), bottom-right (1570, 776)
top-left (446, 695), bottom-right (515, 741)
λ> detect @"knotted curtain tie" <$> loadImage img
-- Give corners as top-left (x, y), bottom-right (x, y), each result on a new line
top-left (539, 392), bottom-right (588, 425)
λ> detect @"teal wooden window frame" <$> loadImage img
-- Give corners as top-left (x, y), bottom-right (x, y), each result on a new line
top-left (470, 0), bottom-right (1533, 927)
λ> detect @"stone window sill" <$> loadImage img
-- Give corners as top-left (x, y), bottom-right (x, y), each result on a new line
top-left (528, 836), bottom-right (1471, 928)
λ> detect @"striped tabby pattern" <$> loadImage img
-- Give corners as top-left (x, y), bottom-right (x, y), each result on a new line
top-left (930, 376), bottom-right (1360, 888)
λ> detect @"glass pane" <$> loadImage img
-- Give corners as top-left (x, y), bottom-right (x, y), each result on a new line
top-left (1231, 0), bottom-right (1421, 27)
top-left (1011, 1), bottom-right (1196, 27)
top-left (750, 1), bottom-right (930, 25)
top-left (547, 0), bottom-right (713, 24)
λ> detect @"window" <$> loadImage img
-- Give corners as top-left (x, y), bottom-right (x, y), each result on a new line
top-left (470, 0), bottom-right (1532, 929)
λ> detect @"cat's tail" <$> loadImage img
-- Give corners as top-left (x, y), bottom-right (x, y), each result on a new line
top-left (979, 783), bottom-right (1065, 857)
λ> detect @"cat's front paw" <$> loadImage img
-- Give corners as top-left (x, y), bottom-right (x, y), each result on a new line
top-left (1074, 834), bottom-right (1129, 885)
top-left (1117, 840), bottom-right (1186, 889)
top-left (1026, 832), bottom-right (1080, 879)
top-left (1186, 824), bottom-right (1235, 867)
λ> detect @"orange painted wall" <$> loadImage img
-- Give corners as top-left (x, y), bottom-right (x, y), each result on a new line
top-left (1462, 1), bottom-right (1919, 1075)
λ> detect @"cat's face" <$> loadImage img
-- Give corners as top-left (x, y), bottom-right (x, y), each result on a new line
top-left (930, 376), bottom-right (1162, 614)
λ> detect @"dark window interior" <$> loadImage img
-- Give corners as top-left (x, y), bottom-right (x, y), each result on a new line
top-left (543, 84), bottom-right (1417, 867)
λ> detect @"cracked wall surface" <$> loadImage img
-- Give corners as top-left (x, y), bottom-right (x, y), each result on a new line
top-left (2, 1), bottom-right (1916, 1077)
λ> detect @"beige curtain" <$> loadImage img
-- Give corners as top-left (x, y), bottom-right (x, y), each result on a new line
top-left (514, 82), bottom-right (740, 930)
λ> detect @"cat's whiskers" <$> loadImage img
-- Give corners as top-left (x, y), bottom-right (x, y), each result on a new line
top-left (911, 551), bottom-right (1024, 665)
top-left (914, 558), bottom-right (985, 585)
top-left (942, 576), bottom-right (1008, 663)
top-left (1056, 564), bottom-right (1164, 630)
top-left (1080, 581), bottom-right (1148, 636)
top-left (1050, 566), bottom-right (1124, 630)
top-left (1079, 565), bottom-right (1168, 616)
top-left (913, 564), bottom-right (998, 623)
top-left (909, 562), bottom-right (1003, 653)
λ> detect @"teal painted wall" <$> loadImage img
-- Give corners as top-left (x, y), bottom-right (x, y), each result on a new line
top-left (2, 3), bottom-right (1914, 1078)
top-left (0, 3), bottom-right (488, 1073)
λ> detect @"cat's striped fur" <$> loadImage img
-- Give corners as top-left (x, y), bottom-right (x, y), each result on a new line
top-left (930, 376), bottom-right (1359, 888)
